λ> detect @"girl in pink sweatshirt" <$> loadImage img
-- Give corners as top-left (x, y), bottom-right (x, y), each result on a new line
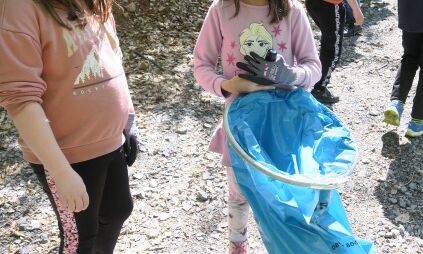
top-left (0, 0), bottom-right (137, 253)
top-left (193, 0), bottom-right (321, 253)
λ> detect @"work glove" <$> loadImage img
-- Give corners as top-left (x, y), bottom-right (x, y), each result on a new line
top-left (123, 113), bottom-right (139, 166)
top-left (236, 51), bottom-right (298, 86)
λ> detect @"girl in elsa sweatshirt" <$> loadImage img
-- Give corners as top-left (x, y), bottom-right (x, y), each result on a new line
top-left (193, 0), bottom-right (321, 253)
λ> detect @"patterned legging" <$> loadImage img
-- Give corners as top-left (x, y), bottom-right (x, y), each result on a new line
top-left (30, 147), bottom-right (133, 254)
top-left (227, 167), bottom-right (250, 243)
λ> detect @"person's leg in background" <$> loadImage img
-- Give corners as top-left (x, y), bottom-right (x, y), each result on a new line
top-left (385, 31), bottom-right (421, 127)
top-left (344, 0), bottom-right (362, 37)
top-left (227, 167), bottom-right (250, 254)
top-left (306, 0), bottom-right (346, 104)
top-left (405, 32), bottom-right (423, 137)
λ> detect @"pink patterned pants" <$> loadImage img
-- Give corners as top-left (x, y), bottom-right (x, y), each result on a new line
top-left (227, 167), bottom-right (250, 243)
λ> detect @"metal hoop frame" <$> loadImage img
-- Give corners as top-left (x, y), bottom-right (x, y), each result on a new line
top-left (223, 100), bottom-right (357, 190)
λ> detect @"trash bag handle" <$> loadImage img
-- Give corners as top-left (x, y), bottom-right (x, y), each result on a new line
top-left (223, 101), bottom-right (356, 190)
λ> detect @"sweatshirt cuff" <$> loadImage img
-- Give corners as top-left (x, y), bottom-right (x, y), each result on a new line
top-left (291, 67), bottom-right (306, 86)
top-left (213, 77), bottom-right (230, 98)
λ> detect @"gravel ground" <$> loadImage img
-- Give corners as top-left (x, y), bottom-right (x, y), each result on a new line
top-left (0, 0), bottom-right (422, 253)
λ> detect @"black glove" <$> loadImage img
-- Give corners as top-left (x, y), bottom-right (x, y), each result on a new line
top-left (123, 113), bottom-right (139, 166)
top-left (236, 51), bottom-right (298, 86)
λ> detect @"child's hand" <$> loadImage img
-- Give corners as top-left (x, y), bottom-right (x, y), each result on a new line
top-left (221, 76), bottom-right (275, 94)
top-left (53, 169), bottom-right (89, 213)
top-left (124, 113), bottom-right (139, 167)
top-left (237, 52), bottom-right (298, 85)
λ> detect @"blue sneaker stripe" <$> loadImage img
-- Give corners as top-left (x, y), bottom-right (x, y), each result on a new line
top-left (406, 119), bottom-right (423, 137)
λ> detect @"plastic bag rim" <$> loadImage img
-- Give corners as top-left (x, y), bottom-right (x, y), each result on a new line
top-left (222, 91), bottom-right (358, 190)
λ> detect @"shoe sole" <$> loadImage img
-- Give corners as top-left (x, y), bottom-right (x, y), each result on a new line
top-left (344, 30), bottom-right (362, 38)
top-left (314, 97), bottom-right (340, 104)
top-left (405, 129), bottom-right (423, 138)
top-left (320, 100), bottom-right (339, 104)
top-left (344, 33), bottom-right (360, 38)
top-left (311, 90), bottom-right (340, 104)
top-left (383, 109), bottom-right (400, 126)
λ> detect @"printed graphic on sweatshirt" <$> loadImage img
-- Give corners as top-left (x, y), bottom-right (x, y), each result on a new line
top-left (62, 20), bottom-right (122, 96)
top-left (239, 23), bottom-right (273, 58)
top-left (226, 23), bottom-right (273, 76)
top-left (226, 22), bottom-right (289, 76)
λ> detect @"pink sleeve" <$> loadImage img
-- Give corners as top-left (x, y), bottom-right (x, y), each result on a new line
top-left (0, 28), bottom-right (46, 117)
top-left (193, 2), bottom-right (226, 97)
top-left (290, 3), bottom-right (322, 91)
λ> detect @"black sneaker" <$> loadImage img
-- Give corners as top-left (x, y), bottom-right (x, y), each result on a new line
top-left (344, 24), bottom-right (362, 37)
top-left (311, 87), bottom-right (340, 104)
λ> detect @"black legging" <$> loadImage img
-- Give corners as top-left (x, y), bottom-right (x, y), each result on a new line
top-left (390, 31), bottom-right (423, 120)
top-left (305, 0), bottom-right (346, 89)
top-left (31, 146), bottom-right (133, 254)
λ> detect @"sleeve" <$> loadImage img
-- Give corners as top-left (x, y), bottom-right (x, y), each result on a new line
top-left (0, 28), bottom-right (46, 117)
top-left (290, 2), bottom-right (322, 91)
top-left (193, 2), bottom-right (226, 97)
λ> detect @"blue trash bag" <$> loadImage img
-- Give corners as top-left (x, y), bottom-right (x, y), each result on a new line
top-left (224, 89), bottom-right (377, 254)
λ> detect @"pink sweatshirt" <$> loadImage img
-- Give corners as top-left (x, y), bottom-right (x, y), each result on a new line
top-left (0, 0), bottom-right (134, 164)
top-left (193, 0), bottom-right (321, 166)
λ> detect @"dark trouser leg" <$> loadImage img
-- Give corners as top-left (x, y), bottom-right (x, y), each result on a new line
top-left (344, 0), bottom-right (358, 26)
top-left (411, 32), bottom-right (423, 120)
top-left (390, 31), bottom-right (421, 104)
top-left (30, 147), bottom-right (132, 254)
top-left (411, 67), bottom-right (423, 119)
top-left (305, 0), bottom-right (346, 89)
top-left (93, 148), bottom-right (133, 254)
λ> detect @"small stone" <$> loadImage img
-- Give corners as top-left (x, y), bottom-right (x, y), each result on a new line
top-left (361, 158), bottom-right (370, 164)
top-left (369, 110), bottom-right (379, 116)
top-left (159, 212), bottom-right (170, 221)
top-left (132, 189), bottom-right (146, 199)
top-left (182, 201), bottom-right (192, 211)
top-left (395, 213), bottom-right (410, 223)
top-left (409, 204), bottom-right (417, 210)
top-left (196, 190), bottom-right (209, 202)
top-left (176, 128), bottom-right (188, 135)
top-left (30, 220), bottom-right (41, 230)
top-left (20, 245), bottom-right (33, 254)
top-left (146, 229), bottom-right (160, 238)
top-left (391, 229), bottom-right (400, 238)
top-left (202, 171), bottom-right (211, 180)
top-left (138, 61), bottom-right (149, 71)
top-left (388, 198), bottom-right (397, 204)
top-left (399, 199), bottom-right (407, 208)
top-left (133, 173), bottom-right (144, 180)
top-left (149, 179), bottom-right (158, 188)
top-left (408, 182), bottom-right (416, 189)
top-left (126, 3), bottom-right (136, 12)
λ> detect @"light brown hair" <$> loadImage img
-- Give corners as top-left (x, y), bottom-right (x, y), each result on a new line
top-left (34, 0), bottom-right (113, 29)
top-left (227, 0), bottom-right (291, 24)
